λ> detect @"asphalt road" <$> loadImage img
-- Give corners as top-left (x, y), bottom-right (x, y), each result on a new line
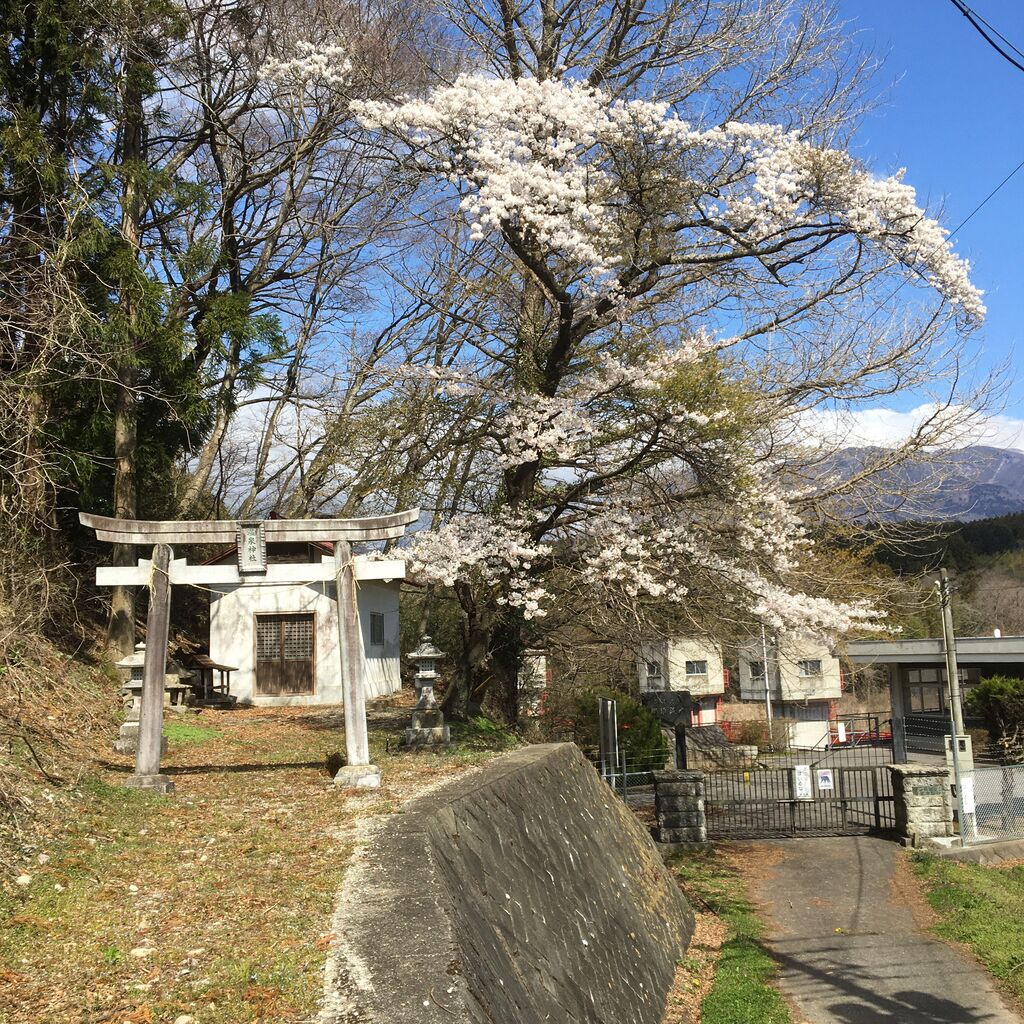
top-left (744, 836), bottom-right (1021, 1024)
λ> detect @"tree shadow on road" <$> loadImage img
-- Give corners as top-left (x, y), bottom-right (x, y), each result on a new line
top-left (770, 947), bottom-right (1008, 1023)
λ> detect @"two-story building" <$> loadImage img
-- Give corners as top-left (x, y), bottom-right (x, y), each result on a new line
top-left (637, 637), bottom-right (725, 725)
top-left (736, 639), bottom-right (842, 748)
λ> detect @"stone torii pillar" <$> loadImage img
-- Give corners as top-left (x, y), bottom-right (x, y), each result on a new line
top-left (333, 539), bottom-right (380, 788)
top-left (127, 543), bottom-right (175, 793)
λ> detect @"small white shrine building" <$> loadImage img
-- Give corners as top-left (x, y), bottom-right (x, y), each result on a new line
top-left (83, 510), bottom-right (419, 790)
top-left (206, 541), bottom-right (403, 706)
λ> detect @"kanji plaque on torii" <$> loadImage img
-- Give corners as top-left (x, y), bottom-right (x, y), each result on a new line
top-left (81, 510), bottom-right (419, 793)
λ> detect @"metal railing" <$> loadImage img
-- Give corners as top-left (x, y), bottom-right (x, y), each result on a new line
top-left (701, 730), bottom-right (897, 838)
top-left (829, 713), bottom-right (892, 747)
top-left (584, 748), bottom-right (671, 804)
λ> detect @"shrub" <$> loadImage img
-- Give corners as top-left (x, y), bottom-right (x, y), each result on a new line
top-left (731, 718), bottom-right (794, 752)
top-left (965, 676), bottom-right (1024, 760)
top-left (543, 687), bottom-right (669, 767)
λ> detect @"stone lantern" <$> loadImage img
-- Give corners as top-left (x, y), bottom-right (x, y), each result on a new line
top-left (113, 642), bottom-right (168, 756)
top-left (405, 635), bottom-right (450, 747)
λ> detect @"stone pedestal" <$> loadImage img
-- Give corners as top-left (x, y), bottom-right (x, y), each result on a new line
top-left (333, 764), bottom-right (382, 789)
top-left (653, 769), bottom-right (707, 845)
top-left (124, 773), bottom-right (175, 794)
top-left (888, 763), bottom-right (954, 845)
top-left (113, 704), bottom-right (167, 756)
top-left (405, 707), bottom-right (450, 748)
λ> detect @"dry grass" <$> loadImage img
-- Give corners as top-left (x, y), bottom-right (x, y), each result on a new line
top-left (0, 697), bottom-right (512, 1024)
top-left (0, 633), bottom-right (120, 861)
top-left (661, 912), bottom-right (728, 1023)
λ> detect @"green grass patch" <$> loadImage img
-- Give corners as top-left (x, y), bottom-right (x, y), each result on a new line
top-left (672, 850), bottom-right (792, 1024)
top-left (911, 852), bottom-right (1024, 1000)
top-left (162, 719), bottom-right (222, 744)
top-left (448, 715), bottom-right (519, 752)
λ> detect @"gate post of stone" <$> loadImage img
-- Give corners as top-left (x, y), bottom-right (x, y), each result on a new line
top-left (653, 769), bottom-right (707, 846)
top-left (887, 763), bottom-right (953, 847)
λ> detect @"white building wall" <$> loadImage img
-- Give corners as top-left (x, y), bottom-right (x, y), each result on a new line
top-left (357, 580), bottom-right (403, 701)
top-left (638, 638), bottom-right (725, 697)
top-left (209, 579), bottom-right (401, 706)
top-left (737, 640), bottom-right (842, 703)
top-left (519, 650), bottom-right (548, 716)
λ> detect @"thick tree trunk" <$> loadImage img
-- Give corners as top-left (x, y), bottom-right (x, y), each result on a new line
top-left (179, 380), bottom-right (236, 513)
top-left (107, 369), bottom-right (138, 656)
top-left (484, 609), bottom-right (523, 726)
top-left (442, 582), bottom-right (492, 721)
top-left (106, 72), bottom-right (145, 655)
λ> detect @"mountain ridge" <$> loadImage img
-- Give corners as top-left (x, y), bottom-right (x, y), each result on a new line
top-left (829, 445), bottom-right (1024, 521)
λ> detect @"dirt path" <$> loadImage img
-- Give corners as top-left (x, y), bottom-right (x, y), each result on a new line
top-left (740, 837), bottom-right (1021, 1024)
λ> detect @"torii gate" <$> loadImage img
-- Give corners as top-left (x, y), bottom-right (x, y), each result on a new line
top-left (81, 510), bottom-right (419, 793)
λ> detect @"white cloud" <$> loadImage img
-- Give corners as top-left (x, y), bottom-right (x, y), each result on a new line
top-left (798, 403), bottom-right (1024, 453)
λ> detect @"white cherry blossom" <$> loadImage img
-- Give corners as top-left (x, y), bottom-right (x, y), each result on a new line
top-left (355, 75), bottom-right (984, 321)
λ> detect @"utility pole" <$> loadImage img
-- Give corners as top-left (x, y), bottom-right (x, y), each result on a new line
top-left (939, 570), bottom-right (965, 737)
top-left (937, 570), bottom-right (976, 843)
top-left (761, 624), bottom-right (774, 747)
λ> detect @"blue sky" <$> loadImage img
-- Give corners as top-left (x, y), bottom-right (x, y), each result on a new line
top-left (834, 1), bottom-right (1024, 445)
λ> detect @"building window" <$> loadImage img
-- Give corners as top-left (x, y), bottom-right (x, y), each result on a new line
top-left (750, 660), bottom-right (766, 680)
top-left (370, 612), bottom-right (385, 647)
top-left (685, 660), bottom-right (708, 677)
top-left (909, 684), bottom-right (943, 713)
top-left (797, 659), bottom-right (823, 677)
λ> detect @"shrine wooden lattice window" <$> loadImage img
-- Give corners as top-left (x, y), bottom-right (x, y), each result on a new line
top-left (255, 613), bottom-right (315, 696)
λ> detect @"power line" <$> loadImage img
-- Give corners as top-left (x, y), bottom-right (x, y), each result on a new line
top-left (967, 5), bottom-right (1024, 62)
top-left (872, 152), bottom-right (1024, 312)
top-left (948, 154), bottom-right (1024, 241)
top-left (871, 3), bottom-right (1024, 313)
top-left (948, 0), bottom-right (1024, 74)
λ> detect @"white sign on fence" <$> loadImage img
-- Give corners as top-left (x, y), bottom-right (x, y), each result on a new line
top-left (960, 776), bottom-right (976, 814)
top-left (794, 764), bottom-right (813, 800)
top-left (837, 721), bottom-right (848, 744)
top-left (817, 768), bottom-right (835, 792)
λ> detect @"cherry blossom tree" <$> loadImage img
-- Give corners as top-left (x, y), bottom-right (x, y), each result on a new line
top-left (225, 1), bottom-right (990, 723)
top-left (334, 43), bottom-right (986, 722)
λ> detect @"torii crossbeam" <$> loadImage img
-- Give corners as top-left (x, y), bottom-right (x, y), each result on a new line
top-left (81, 511), bottom-right (419, 793)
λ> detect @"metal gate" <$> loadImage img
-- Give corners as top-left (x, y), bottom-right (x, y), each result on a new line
top-left (704, 743), bottom-right (896, 839)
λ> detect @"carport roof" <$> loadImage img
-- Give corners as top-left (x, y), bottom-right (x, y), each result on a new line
top-left (846, 635), bottom-right (1024, 665)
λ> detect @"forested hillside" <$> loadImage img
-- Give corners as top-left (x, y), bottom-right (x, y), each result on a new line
top-left (869, 512), bottom-right (1024, 637)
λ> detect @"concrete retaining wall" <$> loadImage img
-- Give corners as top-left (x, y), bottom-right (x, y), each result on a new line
top-left (324, 743), bottom-right (694, 1024)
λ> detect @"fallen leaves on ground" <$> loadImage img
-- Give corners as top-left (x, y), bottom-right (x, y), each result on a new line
top-left (661, 912), bottom-right (728, 1023)
top-left (0, 698), bottom-right (498, 1024)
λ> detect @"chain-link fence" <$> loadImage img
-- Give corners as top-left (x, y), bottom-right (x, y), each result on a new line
top-left (968, 760), bottom-right (1024, 842)
top-left (584, 747), bottom-right (671, 807)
